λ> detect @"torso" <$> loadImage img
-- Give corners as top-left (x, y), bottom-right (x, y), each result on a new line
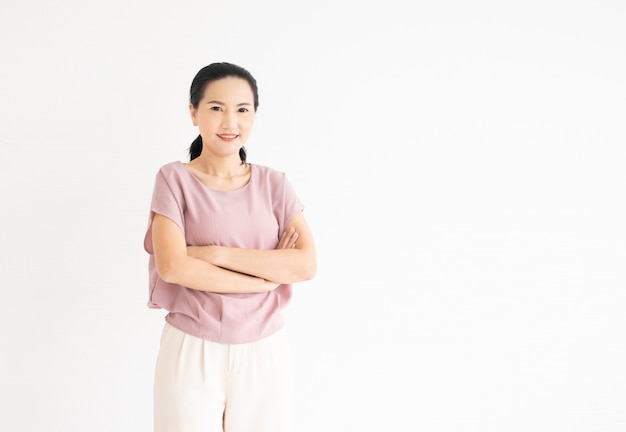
top-left (145, 160), bottom-right (302, 343)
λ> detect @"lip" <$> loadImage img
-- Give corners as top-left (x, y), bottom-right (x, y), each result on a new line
top-left (217, 134), bottom-right (239, 142)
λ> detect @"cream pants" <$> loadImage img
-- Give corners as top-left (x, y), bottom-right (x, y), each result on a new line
top-left (154, 323), bottom-right (293, 432)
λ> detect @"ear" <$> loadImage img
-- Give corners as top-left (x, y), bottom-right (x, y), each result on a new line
top-left (189, 103), bottom-right (198, 126)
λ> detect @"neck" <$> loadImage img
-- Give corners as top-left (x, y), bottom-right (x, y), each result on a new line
top-left (190, 154), bottom-right (246, 178)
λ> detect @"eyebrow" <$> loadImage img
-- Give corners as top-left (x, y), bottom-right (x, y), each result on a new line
top-left (205, 100), bottom-right (252, 106)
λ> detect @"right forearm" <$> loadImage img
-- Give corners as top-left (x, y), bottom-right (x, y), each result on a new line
top-left (158, 255), bottom-right (273, 294)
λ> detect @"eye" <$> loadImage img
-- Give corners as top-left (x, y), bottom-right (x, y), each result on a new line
top-left (238, 107), bottom-right (249, 113)
top-left (210, 106), bottom-right (222, 111)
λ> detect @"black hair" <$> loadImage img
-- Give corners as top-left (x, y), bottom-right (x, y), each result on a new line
top-left (188, 62), bottom-right (259, 162)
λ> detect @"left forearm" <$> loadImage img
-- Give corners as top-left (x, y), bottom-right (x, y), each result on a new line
top-left (189, 246), bottom-right (316, 284)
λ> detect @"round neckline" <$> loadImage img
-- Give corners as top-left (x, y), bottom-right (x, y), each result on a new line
top-left (177, 160), bottom-right (253, 193)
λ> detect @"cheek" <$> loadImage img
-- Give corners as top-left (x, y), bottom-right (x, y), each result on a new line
top-left (244, 117), bottom-right (255, 130)
top-left (198, 116), bottom-right (217, 128)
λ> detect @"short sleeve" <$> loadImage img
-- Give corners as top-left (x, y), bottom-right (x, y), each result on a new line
top-left (280, 173), bottom-right (305, 232)
top-left (143, 168), bottom-right (186, 253)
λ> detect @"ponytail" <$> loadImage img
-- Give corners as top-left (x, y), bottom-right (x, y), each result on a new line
top-left (189, 135), bottom-right (203, 161)
top-left (188, 134), bottom-right (247, 164)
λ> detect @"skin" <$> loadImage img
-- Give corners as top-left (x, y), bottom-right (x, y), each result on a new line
top-left (151, 77), bottom-right (317, 293)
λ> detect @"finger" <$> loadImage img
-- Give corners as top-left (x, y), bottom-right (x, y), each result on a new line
top-left (276, 228), bottom-right (295, 249)
top-left (290, 233), bottom-right (299, 248)
top-left (276, 230), bottom-right (289, 249)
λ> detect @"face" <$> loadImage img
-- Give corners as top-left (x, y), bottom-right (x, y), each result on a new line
top-left (189, 77), bottom-right (256, 160)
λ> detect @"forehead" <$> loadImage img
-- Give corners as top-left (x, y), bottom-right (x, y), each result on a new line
top-left (202, 77), bottom-right (254, 102)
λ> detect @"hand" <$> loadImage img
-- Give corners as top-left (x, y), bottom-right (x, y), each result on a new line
top-left (276, 227), bottom-right (299, 250)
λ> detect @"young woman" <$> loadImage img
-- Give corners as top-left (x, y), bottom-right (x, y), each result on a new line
top-left (143, 62), bottom-right (316, 432)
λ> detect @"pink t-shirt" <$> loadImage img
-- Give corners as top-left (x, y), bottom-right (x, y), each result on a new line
top-left (143, 161), bottom-right (304, 344)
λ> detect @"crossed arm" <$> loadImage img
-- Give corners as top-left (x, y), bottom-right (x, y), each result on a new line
top-left (151, 211), bottom-right (317, 294)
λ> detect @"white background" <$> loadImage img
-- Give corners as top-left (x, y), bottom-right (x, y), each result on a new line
top-left (1, 1), bottom-right (625, 431)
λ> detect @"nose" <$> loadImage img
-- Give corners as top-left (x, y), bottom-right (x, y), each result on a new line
top-left (221, 110), bottom-right (237, 129)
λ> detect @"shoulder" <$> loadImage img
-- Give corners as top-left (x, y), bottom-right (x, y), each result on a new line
top-left (250, 164), bottom-right (301, 200)
top-left (157, 160), bottom-right (184, 176)
top-left (151, 161), bottom-right (192, 195)
top-left (153, 161), bottom-right (187, 183)
top-left (251, 163), bottom-right (288, 183)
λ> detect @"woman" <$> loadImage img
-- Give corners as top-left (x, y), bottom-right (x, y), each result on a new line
top-left (143, 62), bottom-right (317, 432)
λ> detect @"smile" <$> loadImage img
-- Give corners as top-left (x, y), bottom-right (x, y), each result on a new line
top-left (217, 134), bottom-right (239, 140)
